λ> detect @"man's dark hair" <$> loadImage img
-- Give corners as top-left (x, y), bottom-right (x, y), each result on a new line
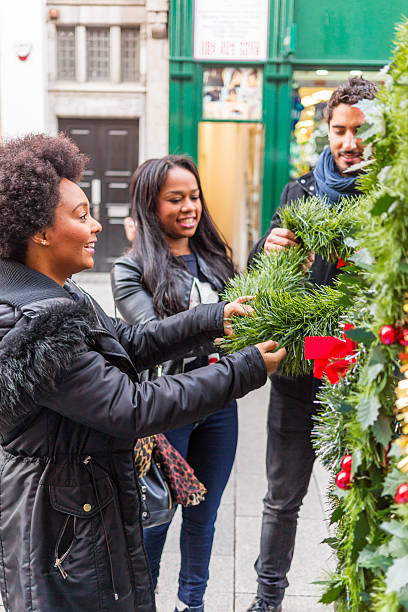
top-left (0, 133), bottom-right (87, 263)
top-left (326, 77), bottom-right (378, 123)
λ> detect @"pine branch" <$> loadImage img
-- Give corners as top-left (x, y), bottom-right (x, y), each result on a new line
top-left (312, 376), bottom-right (354, 471)
top-left (279, 195), bottom-right (360, 262)
top-left (221, 284), bottom-right (343, 376)
top-left (222, 246), bottom-right (311, 303)
top-left (221, 196), bottom-right (360, 375)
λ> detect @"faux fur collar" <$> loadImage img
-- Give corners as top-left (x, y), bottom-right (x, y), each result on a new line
top-left (0, 300), bottom-right (96, 433)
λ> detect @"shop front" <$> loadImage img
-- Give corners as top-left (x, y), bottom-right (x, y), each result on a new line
top-left (169, 0), bottom-right (406, 267)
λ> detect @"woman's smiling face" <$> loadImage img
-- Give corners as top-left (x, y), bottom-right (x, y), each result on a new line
top-left (156, 166), bottom-right (202, 254)
top-left (42, 178), bottom-right (102, 283)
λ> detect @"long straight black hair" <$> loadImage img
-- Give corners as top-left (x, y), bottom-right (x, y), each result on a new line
top-left (129, 155), bottom-right (235, 318)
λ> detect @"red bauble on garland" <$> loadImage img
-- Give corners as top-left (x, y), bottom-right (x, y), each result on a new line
top-left (394, 483), bottom-right (408, 504)
top-left (341, 455), bottom-right (353, 473)
top-left (399, 328), bottom-right (408, 346)
top-left (336, 470), bottom-right (351, 490)
top-left (379, 325), bottom-right (397, 345)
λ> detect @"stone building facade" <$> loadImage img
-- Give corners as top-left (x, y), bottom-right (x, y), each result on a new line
top-left (0, 0), bottom-right (169, 270)
top-left (47, 0), bottom-right (169, 161)
top-left (48, 0), bottom-right (169, 269)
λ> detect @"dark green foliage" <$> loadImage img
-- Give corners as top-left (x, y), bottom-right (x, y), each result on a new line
top-left (221, 20), bottom-right (408, 609)
top-left (314, 20), bottom-right (408, 611)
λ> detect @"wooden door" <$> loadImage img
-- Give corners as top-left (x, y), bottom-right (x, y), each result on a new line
top-left (59, 118), bottom-right (139, 271)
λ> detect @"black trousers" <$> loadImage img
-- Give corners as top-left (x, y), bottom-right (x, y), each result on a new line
top-left (254, 374), bottom-right (320, 606)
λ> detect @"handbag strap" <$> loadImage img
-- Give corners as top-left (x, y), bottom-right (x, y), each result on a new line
top-left (134, 435), bottom-right (156, 478)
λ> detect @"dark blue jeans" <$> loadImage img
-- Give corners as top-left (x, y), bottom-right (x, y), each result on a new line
top-left (255, 376), bottom-right (319, 606)
top-left (143, 400), bottom-right (238, 607)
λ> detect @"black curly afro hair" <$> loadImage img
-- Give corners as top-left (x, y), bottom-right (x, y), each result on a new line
top-left (0, 133), bottom-right (87, 262)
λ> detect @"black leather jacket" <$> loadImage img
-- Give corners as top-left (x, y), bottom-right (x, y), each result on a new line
top-left (0, 259), bottom-right (266, 612)
top-left (111, 251), bottom-right (226, 377)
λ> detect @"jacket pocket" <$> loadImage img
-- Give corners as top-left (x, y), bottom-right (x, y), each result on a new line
top-left (49, 476), bottom-right (114, 519)
top-left (49, 476), bottom-right (114, 580)
top-left (53, 514), bottom-right (77, 579)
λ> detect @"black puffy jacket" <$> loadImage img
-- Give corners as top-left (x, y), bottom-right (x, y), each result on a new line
top-left (0, 259), bottom-right (266, 612)
top-left (111, 251), bottom-right (226, 377)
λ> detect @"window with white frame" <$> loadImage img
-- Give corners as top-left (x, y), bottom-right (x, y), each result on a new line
top-left (87, 27), bottom-right (110, 81)
top-left (56, 26), bottom-right (76, 80)
top-left (55, 25), bottom-right (140, 83)
top-left (121, 28), bottom-right (140, 82)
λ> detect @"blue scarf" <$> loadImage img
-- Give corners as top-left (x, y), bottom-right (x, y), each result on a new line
top-left (313, 146), bottom-right (361, 204)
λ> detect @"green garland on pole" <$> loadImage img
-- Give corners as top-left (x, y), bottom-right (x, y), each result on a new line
top-left (312, 20), bottom-right (408, 611)
top-left (221, 17), bottom-right (408, 610)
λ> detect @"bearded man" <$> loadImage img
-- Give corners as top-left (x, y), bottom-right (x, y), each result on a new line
top-left (246, 77), bottom-right (378, 612)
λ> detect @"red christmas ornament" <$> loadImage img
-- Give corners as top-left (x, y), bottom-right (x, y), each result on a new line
top-left (336, 470), bottom-right (351, 490)
top-left (341, 455), bottom-right (353, 473)
top-left (399, 329), bottom-right (408, 347)
top-left (394, 483), bottom-right (408, 504)
top-left (304, 324), bottom-right (357, 385)
top-left (379, 325), bottom-right (397, 345)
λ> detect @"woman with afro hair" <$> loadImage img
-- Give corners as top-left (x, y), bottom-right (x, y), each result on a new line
top-left (0, 133), bottom-right (285, 612)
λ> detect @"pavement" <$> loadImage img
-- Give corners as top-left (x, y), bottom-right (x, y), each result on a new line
top-left (153, 385), bottom-right (335, 612)
top-left (2, 271), bottom-right (333, 612)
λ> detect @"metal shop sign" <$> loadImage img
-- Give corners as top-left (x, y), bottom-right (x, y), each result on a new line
top-left (193, 0), bottom-right (269, 62)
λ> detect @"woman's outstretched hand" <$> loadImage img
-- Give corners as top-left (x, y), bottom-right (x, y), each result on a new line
top-left (223, 296), bottom-right (254, 336)
top-left (255, 340), bottom-right (287, 376)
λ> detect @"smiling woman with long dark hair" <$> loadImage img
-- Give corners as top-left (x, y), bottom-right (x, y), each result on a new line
top-left (111, 155), bottom-right (252, 612)
top-left (0, 135), bottom-right (285, 612)
top-left (128, 155), bottom-right (235, 319)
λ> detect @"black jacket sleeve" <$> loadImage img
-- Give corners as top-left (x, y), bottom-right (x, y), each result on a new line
top-left (40, 345), bottom-right (267, 439)
top-left (110, 255), bottom-right (224, 366)
top-left (247, 183), bottom-right (291, 265)
top-left (111, 258), bottom-right (156, 325)
top-left (111, 302), bottom-right (227, 370)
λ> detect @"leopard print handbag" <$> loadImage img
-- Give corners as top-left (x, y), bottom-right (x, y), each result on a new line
top-left (135, 434), bottom-right (207, 528)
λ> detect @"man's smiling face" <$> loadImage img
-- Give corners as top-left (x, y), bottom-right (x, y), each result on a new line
top-left (328, 103), bottom-right (366, 175)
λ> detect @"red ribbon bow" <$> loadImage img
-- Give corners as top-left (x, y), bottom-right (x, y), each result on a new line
top-left (304, 324), bottom-right (357, 384)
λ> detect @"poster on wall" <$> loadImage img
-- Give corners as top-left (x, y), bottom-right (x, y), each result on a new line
top-left (194, 0), bottom-right (269, 61)
top-left (202, 66), bottom-right (263, 120)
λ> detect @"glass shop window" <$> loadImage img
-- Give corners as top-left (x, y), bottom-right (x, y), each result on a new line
top-left (202, 66), bottom-right (263, 120)
top-left (289, 69), bottom-right (382, 179)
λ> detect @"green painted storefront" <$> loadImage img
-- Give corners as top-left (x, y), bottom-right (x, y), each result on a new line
top-left (169, 1), bottom-right (407, 251)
